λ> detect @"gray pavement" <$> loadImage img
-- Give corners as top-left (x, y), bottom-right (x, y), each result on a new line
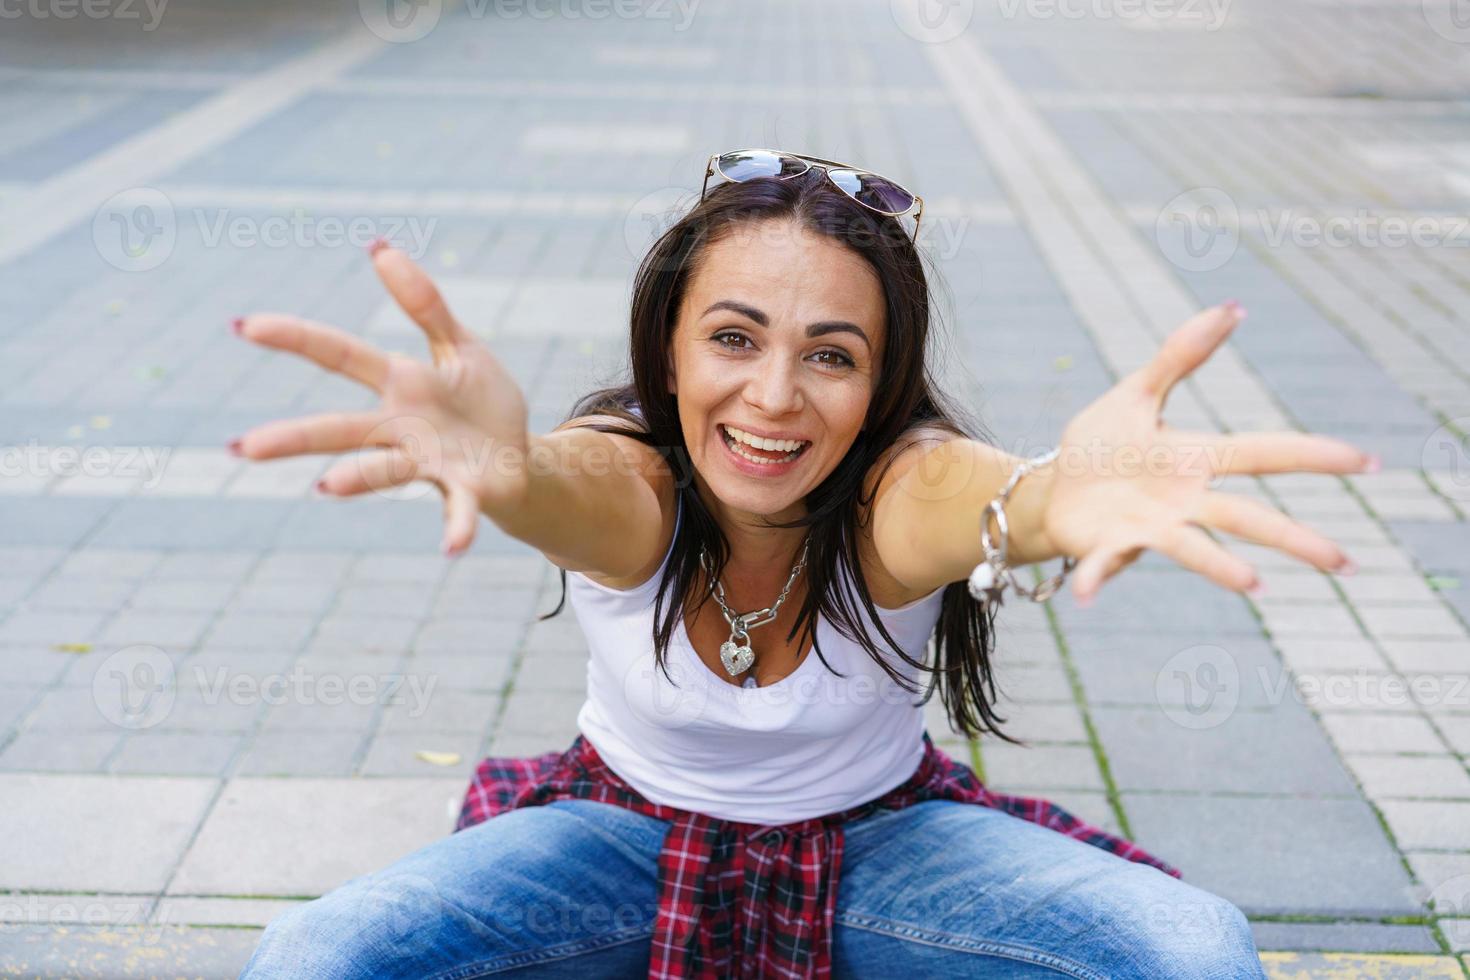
top-left (2, 0), bottom-right (1470, 975)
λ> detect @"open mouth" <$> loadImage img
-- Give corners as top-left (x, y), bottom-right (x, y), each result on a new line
top-left (719, 424), bottom-right (810, 466)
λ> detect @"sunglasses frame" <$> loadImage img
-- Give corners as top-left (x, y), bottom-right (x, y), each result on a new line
top-left (701, 148), bottom-right (924, 240)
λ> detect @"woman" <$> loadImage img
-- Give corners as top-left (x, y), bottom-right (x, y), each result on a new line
top-left (236, 151), bottom-right (1368, 978)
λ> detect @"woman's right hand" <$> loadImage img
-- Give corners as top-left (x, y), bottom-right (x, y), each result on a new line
top-left (230, 241), bottom-right (530, 557)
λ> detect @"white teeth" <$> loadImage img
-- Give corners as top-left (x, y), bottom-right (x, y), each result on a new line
top-left (721, 426), bottom-right (806, 466)
top-left (724, 426), bottom-right (805, 453)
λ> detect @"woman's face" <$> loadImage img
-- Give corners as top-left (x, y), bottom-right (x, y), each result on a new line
top-left (667, 218), bottom-right (886, 520)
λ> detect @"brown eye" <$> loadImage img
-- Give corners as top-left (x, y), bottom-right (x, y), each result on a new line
top-left (812, 349), bottom-right (855, 368)
top-left (713, 331), bottom-right (751, 350)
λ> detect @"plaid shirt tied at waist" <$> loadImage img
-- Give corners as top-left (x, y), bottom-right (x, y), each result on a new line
top-left (456, 731), bottom-right (1180, 979)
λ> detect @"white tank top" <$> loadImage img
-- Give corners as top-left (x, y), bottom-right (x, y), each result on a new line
top-left (568, 494), bottom-right (946, 823)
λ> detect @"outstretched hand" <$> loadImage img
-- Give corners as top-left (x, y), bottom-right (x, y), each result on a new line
top-left (230, 242), bottom-right (529, 557)
top-left (1040, 301), bottom-right (1376, 606)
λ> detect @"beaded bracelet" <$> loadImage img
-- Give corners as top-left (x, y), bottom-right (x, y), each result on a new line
top-left (966, 448), bottom-right (1076, 607)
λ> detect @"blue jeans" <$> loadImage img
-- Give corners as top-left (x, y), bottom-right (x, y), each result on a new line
top-left (241, 798), bottom-right (1265, 978)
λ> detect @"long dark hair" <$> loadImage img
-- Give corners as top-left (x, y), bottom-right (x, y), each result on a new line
top-left (540, 168), bottom-right (1015, 741)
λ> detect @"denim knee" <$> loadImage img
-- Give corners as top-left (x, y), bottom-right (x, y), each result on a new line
top-left (242, 872), bottom-right (463, 980)
top-left (1123, 890), bottom-right (1262, 979)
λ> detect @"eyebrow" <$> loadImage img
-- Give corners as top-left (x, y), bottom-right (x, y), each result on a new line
top-left (701, 300), bottom-right (871, 350)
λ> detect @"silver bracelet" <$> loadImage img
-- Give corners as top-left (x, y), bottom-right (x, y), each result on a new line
top-left (966, 448), bottom-right (1075, 607)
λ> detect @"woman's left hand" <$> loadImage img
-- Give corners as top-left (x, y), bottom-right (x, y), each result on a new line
top-left (1040, 301), bottom-right (1377, 606)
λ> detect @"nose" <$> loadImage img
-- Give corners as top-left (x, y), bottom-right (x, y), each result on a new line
top-left (741, 354), bottom-right (803, 418)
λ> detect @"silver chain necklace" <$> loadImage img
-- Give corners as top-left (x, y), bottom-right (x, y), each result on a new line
top-left (697, 537), bottom-right (811, 679)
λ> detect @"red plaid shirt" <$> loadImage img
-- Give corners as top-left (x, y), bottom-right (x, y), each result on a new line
top-left (456, 731), bottom-right (1178, 978)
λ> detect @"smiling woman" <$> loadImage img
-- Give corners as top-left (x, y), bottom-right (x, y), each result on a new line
top-left (232, 153), bottom-right (1371, 979)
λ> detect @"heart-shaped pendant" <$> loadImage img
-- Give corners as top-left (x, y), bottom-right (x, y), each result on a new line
top-left (719, 637), bottom-right (755, 677)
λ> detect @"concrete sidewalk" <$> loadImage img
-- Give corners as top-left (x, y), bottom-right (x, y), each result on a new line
top-left (0, 0), bottom-right (1468, 975)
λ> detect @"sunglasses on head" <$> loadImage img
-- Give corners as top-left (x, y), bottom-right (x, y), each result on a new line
top-left (700, 149), bottom-right (924, 239)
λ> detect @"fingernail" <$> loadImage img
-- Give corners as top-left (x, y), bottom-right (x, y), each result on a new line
top-left (442, 541), bottom-right (462, 558)
top-left (1246, 580), bottom-right (1266, 599)
top-left (367, 237), bottom-right (389, 257)
top-left (227, 438), bottom-right (243, 457)
top-left (1337, 557), bottom-right (1358, 576)
top-left (1223, 299), bottom-right (1239, 311)
top-left (231, 317), bottom-right (245, 336)
top-left (1075, 592), bottom-right (1093, 609)
top-left (1363, 454), bottom-right (1381, 473)
top-left (1223, 300), bottom-right (1248, 320)
top-left (313, 479), bottom-right (329, 497)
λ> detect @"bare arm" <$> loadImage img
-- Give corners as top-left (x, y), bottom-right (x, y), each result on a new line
top-left (870, 305), bottom-right (1373, 605)
top-left (233, 244), bottom-right (671, 580)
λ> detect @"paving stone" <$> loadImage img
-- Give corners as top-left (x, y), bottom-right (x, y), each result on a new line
top-left (1123, 794), bottom-right (1419, 917)
top-left (1067, 631), bottom-right (1289, 709)
top-left (332, 582), bottom-right (438, 618)
top-left (152, 896), bottom-right (304, 928)
top-left (1379, 639), bottom-right (1470, 673)
top-left (306, 614), bottom-right (419, 655)
top-left (203, 612), bottom-right (317, 651)
top-left (235, 731), bottom-right (365, 777)
top-left (513, 648), bottom-right (590, 694)
top-left (0, 893), bottom-right (153, 927)
top-left (169, 777), bottom-right (464, 896)
top-left (0, 610), bottom-right (108, 645)
top-left (413, 617), bottom-right (524, 656)
top-left (0, 774), bottom-right (216, 891)
top-left (1256, 601), bottom-right (1364, 637)
top-left (1378, 800), bottom-right (1470, 851)
top-left (970, 699), bottom-right (1084, 744)
top-left (1320, 713), bottom-right (1448, 754)
top-left (250, 552), bottom-right (353, 582)
top-left (1358, 603), bottom-right (1468, 641)
top-left (432, 585), bottom-right (542, 621)
top-left (1436, 714), bottom-right (1470, 754)
top-left (1257, 951), bottom-right (1463, 977)
top-left (1249, 920), bottom-right (1440, 954)
top-left (0, 924), bottom-right (260, 978)
top-left (1092, 704), bottom-right (1356, 795)
top-left (110, 732), bottom-right (242, 777)
top-left (127, 580), bottom-right (238, 612)
top-left (28, 577), bottom-right (136, 611)
top-left (442, 555), bottom-right (550, 591)
top-left (88, 499), bottom-right (296, 550)
top-left (400, 652), bottom-right (514, 693)
top-left (98, 611), bottom-right (214, 648)
top-left (1050, 570), bottom-right (1261, 635)
top-left (1343, 754), bottom-right (1470, 799)
top-left (359, 732), bottom-right (481, 776)
top-left (1406, 852), bottom-right (1470, 914)
top-left (377, 688), bottom-right (498, 734)
top-left (226, 581), bottom-right (337, 615)
top-left (153, 552), bottom-right (257, 581)
top-left (258, 697), bottom-right (378, 733)
top-left (0, 646), bottom-right (71, 686)
top-left (978, 743), bottom-right (1104, 792)
top-left (498, 689), bottom-right (586, 738)
top-left (0, 732), bottom-right (122, 773)
top-left (0, 549), bottom-right (66, 577)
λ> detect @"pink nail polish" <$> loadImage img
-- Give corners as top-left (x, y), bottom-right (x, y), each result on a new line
top-left (1364, 455), bottom-right (1381, 473)
top-left (1223, 299), bottom-right (1239, 311)
top-left (231, 317), bottom-right (245, 336)
top-left (227, 438), bottom-right (243, 457)
top-left (367, 237), bottom-right (389, 257)
top-left (313, 479), bottom-right (328, 496)
top-left (1338, 558), bottom-right (1358, 576)
top-left (1246, 581), bottom-right (1266, 599)
top-left (1075, 592), bottom-right (1093, 609)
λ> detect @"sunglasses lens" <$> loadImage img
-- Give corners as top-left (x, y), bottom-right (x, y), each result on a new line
top-left (829, 169), bottom-right (915, 215)
top-left (717, 150), bottom-right (808, 183)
